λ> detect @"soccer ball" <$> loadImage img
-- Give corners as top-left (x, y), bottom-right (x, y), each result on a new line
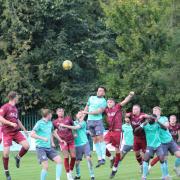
top-left (62, 60), bottom-right (73, 70)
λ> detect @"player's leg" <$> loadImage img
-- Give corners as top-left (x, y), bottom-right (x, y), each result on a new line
top-left (134, 137), bottom-right (143, 167)
top-left (149, 156), bottom-right (160, 171)
top-left (36, 148), bottom-right (49, 180)
top-left (0, 125), bottom-right (2, 144)
top-left (41, 161), bottom-right (48, 180)
top-left (110, 131), bottom-right (121, 178)
top-left (69, 142), bottom-right (76, 178)
top-left (110, 147), bottom-right (121, 179)
top-left (74, 160), bottom-right (81, 179)
top-left (84, 143), bottom-right (94, 180)
top-left (47, 147), bottom-right (62, 180)
top-left (14, 132), bottom-right (30, 168)
top-left (88, 120), bottom-right (102, 165)
top-left (74, 145), bottom-right (83, 179)
top-left (156, 146), bottom-right (169, 179)
top-left (3, 146), bottom-right (11, 180)
top-left (86, 156), bottom-right (95, 180)
top-left (174, 158), bottom-right (180, 177)
top-left (52, 155), bottom-right (62, 180)
top-left (2, 133), bottom-right (13, 180)
top-left (104, 131), bottom-right (114, 167)
top-left (95, 120), bottom-right (106, 164)
top-left (142, 147), bottom-right (152, 180)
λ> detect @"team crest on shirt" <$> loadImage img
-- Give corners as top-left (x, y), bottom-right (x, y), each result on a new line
top-left (107, 112), bottom-right (116, 117)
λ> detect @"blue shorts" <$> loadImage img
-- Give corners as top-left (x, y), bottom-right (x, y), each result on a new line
top-left (36, 147), bottom-right (58, 164)
top-left (87, 120), bottom-right (104, 137)
top-left (76, 143), bottom-right (91, 161)
top-left (145, 146), bottom-right (164, 158)
top-left (162, 140), bottom-right (179, 156)
top-left (121, 145), bottom-right (133, 154)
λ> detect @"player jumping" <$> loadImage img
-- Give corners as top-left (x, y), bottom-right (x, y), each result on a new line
top-left (104, 91), bottom-right (134, 178)
top-left (126, 105), bottom-right (149, 172)
top-left (59, 110), bottom-right (95, 180)
top-left (0, 91), bottom-right (29, 180)
top-left (83, 86), bottom-right (107, 168)
top-left (53, 108), bottom-right (76, 180)
top-left (31, 109), bottom-right (62, 180)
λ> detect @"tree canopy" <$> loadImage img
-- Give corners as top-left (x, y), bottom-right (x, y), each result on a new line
top-left (0, 0), bottom-right (179, 117)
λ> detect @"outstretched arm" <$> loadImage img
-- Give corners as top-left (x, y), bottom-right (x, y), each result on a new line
top-left (59, 123), bottom-right (81, 130)
top-left (134, 120), bottom-right (149, 133)
top-left (120, 91), bottom-right (135, 107)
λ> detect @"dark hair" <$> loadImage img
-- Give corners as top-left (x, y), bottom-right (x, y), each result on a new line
top-left (97, 86), bottom-right (106, 92)
top-left (8, 91), bottom-right (18, 100)
top-left (41, 109), bottom-right (52, 117)
top-left (56, 108), bottom-right (64, 112)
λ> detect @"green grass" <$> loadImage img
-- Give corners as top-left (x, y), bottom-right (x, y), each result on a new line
top-left (0, 151), bottom-right (179, 180)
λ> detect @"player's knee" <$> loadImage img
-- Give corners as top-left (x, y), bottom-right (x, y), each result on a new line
top-left (42, 163), bottom-right (49, 170)
top-left (3, 152), bottom-right (9, 158)
top-left (86, 156), bottom-right (91, 161)
top-left (24, 143), bottom-right (30, 150)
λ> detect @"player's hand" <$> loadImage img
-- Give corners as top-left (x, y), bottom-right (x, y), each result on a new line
top-left (43, 137), bottom-right (48, 142)
top-left (51, 142), bottom-right (56, 148)
top-left (129, 91), bottom-right (135, 96)
top-left (10, 122), bottom-right (17, 128)
top-left (61, 140), bottom-right (67, 145)
top-left (74, 133), bottom-right (78, 138)
top-left (82, 111), bottom-right (88, 114)
top-left (59, 123), bottom-right (65, 127)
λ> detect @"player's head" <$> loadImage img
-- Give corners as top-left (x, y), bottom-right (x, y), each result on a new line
top-left (153, 106), bottom-right (161, 116)
top-left (132, 104), bottom-right (141, 115)
top-left (107, 98), bottom-right (115, 108)
top-left (76, 111), bottom-right (84, 121)
top-left (56, 108), bottom-right (64, 118)
top-left (125, 117), bottom-right (130, 123)
top-left (8, 91), bottom-right (19, 104)
top-left (96, 86), bottom-right (106, 97)
top-left (169, 115), bottom-right (177, 125)
top-left (41, 108), bottom-right (52, 120)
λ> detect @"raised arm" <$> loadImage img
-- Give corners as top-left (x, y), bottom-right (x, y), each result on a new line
top-left (59, 123), bottom-right (81, 130)
top-left (120, 91), bottom-right (135, 107)
top-left (134, 119), bottom-right (149, 133)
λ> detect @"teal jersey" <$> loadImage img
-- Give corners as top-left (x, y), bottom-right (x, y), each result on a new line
top-left (122, 123), bottom-right (134, 146)
top-left (74, 120), bottom-right (88, 147)
top-left (143, 122), bottom-right (161, 148)
top-left (158, 116), bottom-right (172, 143)
top-left (33, 119), bottom-right (53, 148)
top-left (87, 96), bottom-right (107, 121)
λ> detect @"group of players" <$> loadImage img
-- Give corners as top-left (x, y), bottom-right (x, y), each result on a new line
top-left (0, 88), bottom-right (179, 180)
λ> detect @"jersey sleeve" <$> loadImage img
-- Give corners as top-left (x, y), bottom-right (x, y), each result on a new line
top-left (101, 99), bottom-right (107, 109)
top-left (33, 121), bottom-right (40, 132)
top-left (116, 103), bottom-right (122, 110)
top-left (78, 121), bottom-right (86, 129)
top-left (0, 105), bottom-right (8, 117)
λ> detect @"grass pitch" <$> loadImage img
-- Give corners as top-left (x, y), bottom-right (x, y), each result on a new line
top-left (0, 151), bottom-right (179, 180)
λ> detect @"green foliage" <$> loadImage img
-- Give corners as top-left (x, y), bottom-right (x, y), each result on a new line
top-left (0, 0), bottom-right (105, 114)
top-left (98, 0), bottom-right (179, 115)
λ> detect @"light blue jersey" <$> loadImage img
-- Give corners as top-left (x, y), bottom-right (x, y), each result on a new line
top-left (87, 96), bottom-right (107, 121)
top-left (122, 123), bottom-right (134, 146)
top-left (158, 116), bottom-right (172, 143)
top-left (74, 120), bottom-right (88, 147)
top-left (33, 119), bottom-right (53, 148)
